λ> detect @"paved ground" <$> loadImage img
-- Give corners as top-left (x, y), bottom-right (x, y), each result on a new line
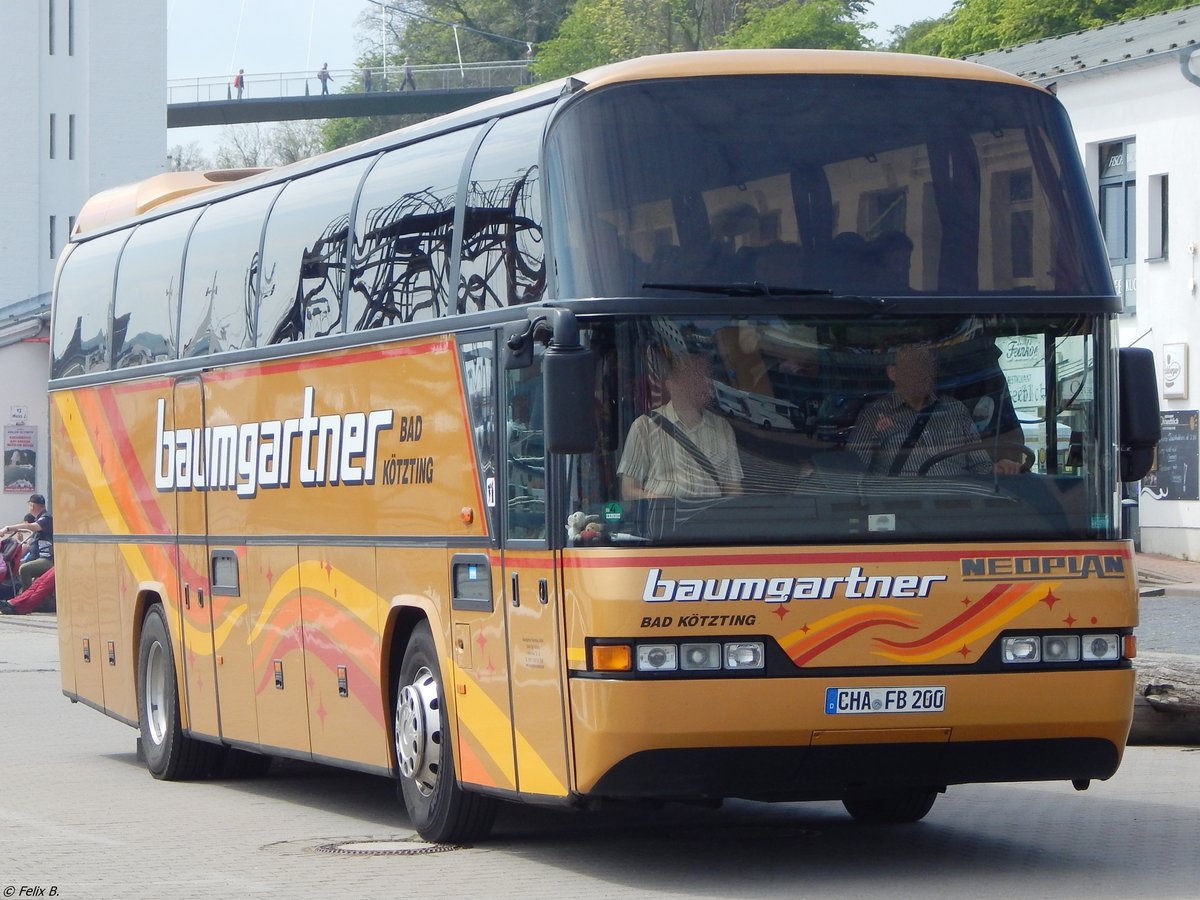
top-left (2, 618), bottom-right (1200, 898)
top-left (1133, 553), bottom-right (1200, 655)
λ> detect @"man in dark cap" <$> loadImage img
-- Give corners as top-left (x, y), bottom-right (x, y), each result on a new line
top-left (0, 494), bottom-right (53, 588)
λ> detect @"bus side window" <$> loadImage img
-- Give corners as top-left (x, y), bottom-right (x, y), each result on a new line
top-left (258, 160), bottom-right (370, 345)
top-left (348, 127), bottom-right (481, 330)
top-left (113, 211), bottom-right (199, 368)
top-left (459, 339), bottom-right (499, 537)
top-left (51, 230), bottom-right (125, 377)
top-left (505, 352), bottom-right (546, 541)
top-left (459, 107), bottom-right (551, 313)
top-left (181, 190), bottom-right (273, 357)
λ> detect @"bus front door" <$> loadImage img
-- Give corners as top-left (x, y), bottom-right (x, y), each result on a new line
top-left (171, 377), bottom-right (220, 740)
top-left (502, 358), bottom-right (572, 799)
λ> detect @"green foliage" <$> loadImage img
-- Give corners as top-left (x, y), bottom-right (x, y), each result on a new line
top-left (721, 0), bottom-right (872, 50)
top-left (534, 0), bottom-right (874, 81)
top-left (320, 114), bottom-right (421, 153)
top-left (894, 0), bottom-right (1195, 58)
top-left (531, 0), bottom-right (664, 79)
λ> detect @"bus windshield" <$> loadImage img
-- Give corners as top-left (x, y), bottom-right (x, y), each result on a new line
top-left (547, 75), bottom-right (1111, 300)
top-left (565, 313), bottom-right (1112, 547)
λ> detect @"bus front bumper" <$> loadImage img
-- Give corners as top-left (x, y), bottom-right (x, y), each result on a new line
top-left (568, 668), bottom-right (1133, 800)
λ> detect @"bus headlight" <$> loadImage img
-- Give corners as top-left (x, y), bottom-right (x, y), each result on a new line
top-left (636, 644), bottom-right (678, 671)
top-left (1042, 634), bottom-right (1081, 662)
top-left (680, 643), bottom-right (721, 670)
top-left (1082, 634), bottom-right (1120, 661)
top-left (724, 642), bottom-right (765, 670)
top-left (1002, 636), bottom-right (1040, 663)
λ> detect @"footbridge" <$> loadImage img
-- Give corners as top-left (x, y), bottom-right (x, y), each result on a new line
top-left (167, 60), bottom-right (530, 127)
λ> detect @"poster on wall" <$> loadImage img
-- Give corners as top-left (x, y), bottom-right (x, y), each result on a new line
top-left (3, 425), bottom-right (37, 493)
top-left (1141, 410), bottom-right (1199, 501)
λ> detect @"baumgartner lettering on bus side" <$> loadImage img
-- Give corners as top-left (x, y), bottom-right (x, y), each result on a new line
top-left (642, 566), bottom-right (948, 603)
top-left (153, 386), bottom-right (395, 499)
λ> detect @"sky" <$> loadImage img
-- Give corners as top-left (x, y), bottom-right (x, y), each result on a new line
top-left (166, 0), bottom-right (959, 154)
top-left (167, 0), bottom-right (959, 81)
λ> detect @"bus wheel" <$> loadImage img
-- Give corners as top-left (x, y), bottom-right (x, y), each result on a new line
top-left (395, 622), bottom-right (497, 843)
top-left (842, 786), bottom-right (938, 823)
top-left (136, 604), bottom-right (218, 780)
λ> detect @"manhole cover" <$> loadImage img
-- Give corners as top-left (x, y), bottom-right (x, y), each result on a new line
top-left (313, 838), bottom-right (464, 857)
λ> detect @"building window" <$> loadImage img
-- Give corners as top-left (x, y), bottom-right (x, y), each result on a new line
top-left (49, 216), bottom-right (57, 258)
top-left (1148, 173), bottom-right (1168, 261)
top-left (49, 113), bottom-right (56, 159)
top-left (48, 0), bottom-right (55, 54)
top-left (68, 114), bottom-right (75, 160)
top-left (1008, 168), bottom-right (1034, 280)
top-left (1099, 139), bottom-right (1136, 311)
top-left (68, 0), bottom-right (75, 55)
top-left (68, 215), bottom-right (76, 237)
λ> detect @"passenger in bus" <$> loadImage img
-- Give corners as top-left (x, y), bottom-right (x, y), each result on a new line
top-left (847, 346), bottom-right (1023, 477)
top-left (618, 352), bottom-right (744, 500)
top-left (866, 231), bottom-right (913, 292)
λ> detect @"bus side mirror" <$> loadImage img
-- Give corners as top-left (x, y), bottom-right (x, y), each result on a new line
top-left (544, 342), bottom-right (597, 454)
top-left (507, 307), bottom-right (597, 454)
top-left (1118, 347), bottom-right (1160, 482)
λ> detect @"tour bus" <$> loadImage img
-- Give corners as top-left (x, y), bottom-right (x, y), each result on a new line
top-left (49, 50), bottom-right (1161, 842)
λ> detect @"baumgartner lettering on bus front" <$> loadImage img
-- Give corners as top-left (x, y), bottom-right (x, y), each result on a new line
top-left (153, 386), bottom-right (395, 499)
top-left (642, 566), bottom-right (948, 603)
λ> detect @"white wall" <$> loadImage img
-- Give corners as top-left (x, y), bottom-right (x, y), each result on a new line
top-left (1057, 55), bottom-right (1200, 558)
top-left (0, 0), bottom-right (167, 526)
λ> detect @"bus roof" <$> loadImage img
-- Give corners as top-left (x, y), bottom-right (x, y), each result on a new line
top-left (72, 168), bottom-right (269, 236)
top-left (69, 51), bottom-right (1042, 240)
top-left (575, 49), bottom-right (1043, 94)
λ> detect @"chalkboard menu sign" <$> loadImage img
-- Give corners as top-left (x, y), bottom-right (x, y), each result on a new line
top-left (1142, 410), bottom-right (1199, 501)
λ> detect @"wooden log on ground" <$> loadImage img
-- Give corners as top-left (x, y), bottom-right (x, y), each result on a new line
top-left (1128, 651), bottom-right (1200, 745)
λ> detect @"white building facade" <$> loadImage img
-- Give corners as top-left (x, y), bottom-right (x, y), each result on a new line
top-left (975, 5), bottom-right (1200, 558)
top-left (0, 0), bottom-right (166, 524)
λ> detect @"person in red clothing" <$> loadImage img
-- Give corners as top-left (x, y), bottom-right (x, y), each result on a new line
top-left (0, 494), bottom-right (52, 588)
top-left (0, 566), bottom-right (54, 614)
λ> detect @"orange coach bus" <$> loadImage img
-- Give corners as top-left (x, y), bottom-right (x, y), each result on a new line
top-left (49, 50), bottom-right (1161, 842)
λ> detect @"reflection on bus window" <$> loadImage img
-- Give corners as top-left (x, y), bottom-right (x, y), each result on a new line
top-left (459, 109), bottom-right (549, 313)
top-left (506, 349), bottom-right (546, 541)
top-left (348, 128), bottom-right (480, 328)
top-left (547, 77), bottom-right (1110, 301)
top-left (566, 314), bottom-right (1106, 547)
top-left (259, 161), bottom-right (369, 344)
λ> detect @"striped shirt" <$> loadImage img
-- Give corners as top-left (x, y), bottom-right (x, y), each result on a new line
top-left (618, 402), bottom-right (743, 498)
top-left (848, 393), bottom-right (993, 476)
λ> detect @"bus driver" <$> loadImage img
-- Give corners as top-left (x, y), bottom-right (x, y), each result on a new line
top-left (618, 352), bottom-right (744, 500)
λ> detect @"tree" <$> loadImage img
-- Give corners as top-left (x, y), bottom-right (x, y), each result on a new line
top-left (322, 113), bottom-right (422, 151)
top-left (721, 0), bottom-right (872, 50)
top-left (267, 120), bottom-right (327, 165)
top-left (167, 141), bottom-right (210, 171)
top-left (533, 0), bottom-right (873, 81)
top-left (213, 121), bottom-right (327, 169)
top-left (897, 0), bottom-right (1195, 58)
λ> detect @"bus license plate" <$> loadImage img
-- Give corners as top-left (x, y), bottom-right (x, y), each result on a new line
top-left (825, 686), bottom-right (946, 715)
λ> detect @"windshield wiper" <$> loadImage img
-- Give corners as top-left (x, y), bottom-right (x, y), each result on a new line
top-left (644, 281), bottom-right (891, 307)
top-left (644, 281), bottom-right (832, 297)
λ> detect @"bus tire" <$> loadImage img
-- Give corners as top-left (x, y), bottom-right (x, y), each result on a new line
top-left (842, 786), bottom-right (938, 823)
top-left (136, 604), bottom-right (219, 780)
top-left (395, 622), bottom-right (497, 843)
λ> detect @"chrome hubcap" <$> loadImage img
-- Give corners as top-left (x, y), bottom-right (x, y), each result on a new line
top-left (396, 666), bottom-right (441, 797)
top-left (144, 641), bottom-right (168, 745)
